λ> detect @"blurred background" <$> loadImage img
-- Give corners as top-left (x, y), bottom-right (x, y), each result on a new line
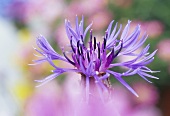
top-left (0, 0), bottom-right (170, 115)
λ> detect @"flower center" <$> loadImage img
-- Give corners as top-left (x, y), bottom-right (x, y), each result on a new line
top-left (80, 72), bottom-right (112, 91)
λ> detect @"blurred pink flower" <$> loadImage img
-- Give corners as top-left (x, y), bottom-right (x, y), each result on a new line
top-left (24, 82), bottom-right (60, 116)
top-left (145, 21), bottom-right (164, 38)
top-left (79, 0), bottom-right (107, 15)
top-left (6, 0), bottom-right (29, 23)
top-left (132, 82), bottom-right (159, 105)
top-left (157, 39), bottom-right (170, 62)
top-left (25, 77), bottom-right (161, 116)
top-left (88, 10), bottom-right (112, 31)
top-left (64, 0), bottom-right (108, 17)
top-left (129, 106), bottom-right (162, 116)
top-left (129, 20), bottom-right (164, 38)
top-left (112, 84), bottom-right (161, 116)
top-left (6, 0), bottom-right (65, 23)
top-left (54, 24), bottom-right (70, 47)
top-left (27, 0), bottom-right (65, 23)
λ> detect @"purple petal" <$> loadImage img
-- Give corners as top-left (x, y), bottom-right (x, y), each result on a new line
top-left (65, 19), bottom-right (71, 40)
top-left (67, 25), bottom-right (79, 41)
top-left (99, 73), bottom-right (110, 80)
top-left (137, 72), bottom-right (153, 83)
top-left (106, 24), bottom-right (122, 49)
top-left (75, 16), bottom-right (80, 37)
top-left (79, 15), bottom-right (84, 34)
top-left (107, 70), bottom-right (139, 97)
top-left (123, 68), bottom-right (138, 76)
top-left (106, 20), bottom-right (114, 38)
top-left (35, 72), bottom-right (63, 87)
top-left (83, 22), bottom-right (93, 40)
top-left (120, 20), bottom-right (131, 40)
top-left (140, 72), bottom-right (159, 79)
top-left (109, 22), bottom-right (118, 40)
top-left (32, 58), bottom-right (47, 64)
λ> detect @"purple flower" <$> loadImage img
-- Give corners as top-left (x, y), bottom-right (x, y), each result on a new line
top-left (32, 16), bottom-right (158, 98)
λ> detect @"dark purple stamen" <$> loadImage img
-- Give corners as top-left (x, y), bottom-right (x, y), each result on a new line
top-left (72, 54), bottom-right (78, 66)
top-left (105, 48), bottom-right (114, 68)
top-left (104, 38), bottom-right (106, 49)
top-left (87, 51), bottom-right (90, 62)
top-left (77, 40), bottom-right (80, 48)
top-left (97, 42), bottom-right (100, 59)
top-left (77, 41), bottom-right (81, 55)
top-left (89, 30), bottom-right (93, 51)
top-left (70, 39), bottom-right (75, 53)
top-left (80, 45), bottom-right (83, 55)
top-left (105, 41), bottom-right (123, 67)
top-left (82, 55), bottom-right (85, 60)
top-left (94, 37), bottom-right (96, 50)
top-left (80, 45), bottom-right (85, 60)
top-left (63, 52), bottom-right (75, 66)
top-left (80, 35), bottom-right (84, 43)
top-left (113, 40), bottom-right (123, 59)
top-left (77, 48), bottom-right (81, 55)
top-left (105, 31), bottom-right (108, 39)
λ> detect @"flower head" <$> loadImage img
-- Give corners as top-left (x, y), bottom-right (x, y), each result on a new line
top-left (32, 16), bottom-right (158, 99)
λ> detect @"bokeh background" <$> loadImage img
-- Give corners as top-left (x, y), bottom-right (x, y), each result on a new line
top-left (0, 0), bottom-right (170, 115)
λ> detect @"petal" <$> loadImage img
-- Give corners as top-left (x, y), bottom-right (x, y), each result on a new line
top-left (137, 72), bottom-right (153, 83)
top-left (35, 72), bottom-right (63, 87)
top-left (106, 20), bottom-right (114, 38)
top-left (107, 70), bottom-right (139, 97)
top-left (109, 22), bottom-right (118, 40)
top-left (67, 25), bottom-right (79, 41)
top-left (79, 15), bottom-right (84, 34)
top-left (65, 19), bottom-right (72, 40)
top-left (123, 68), bottom-right (138, 76)
top-left (106, 24), bottom-right (122, 49)
top-left (83, 22), bottom-right (93, 40)
top-left (120, 20), bottom-right (131, 40)
top-left (32, 58), bottom-right (47, 64)
top-left (75, 15), bottom-right (80, 37)
top-left (99, 73), bottom-right (110, 80)
top-left (140, 71), bottom-right (159, 79)
top-left (36, 35), bottom-right (67, 61)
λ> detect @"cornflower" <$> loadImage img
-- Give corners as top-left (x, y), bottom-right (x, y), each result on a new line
top-left (32, 16), bottom-right (159, 99)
